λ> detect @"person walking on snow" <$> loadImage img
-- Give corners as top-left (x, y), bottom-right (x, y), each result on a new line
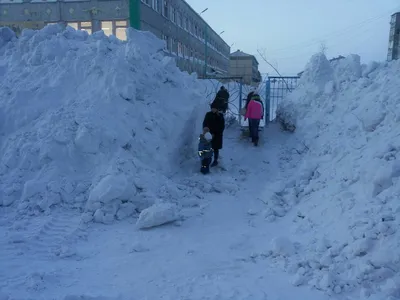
top-left (202, 102), bottom-right (225, 167)
top-left (244, 94), bottom-right (264, 146)
top-left (212, 86), bottom-right (230, 113)
top-left (245, 88), bottom-right (256, 110)
top-left (198, 128), bottom-right (214, 174)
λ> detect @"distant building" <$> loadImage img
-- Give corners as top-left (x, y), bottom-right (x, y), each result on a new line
top-left (388, 12), bottom-right (400, 61)
top-left (297, 55), bottom-right (345, 77)
top-left (229, 50), bottom-right (262, 86)
top-left (0, 0), bottom-right (230, 76)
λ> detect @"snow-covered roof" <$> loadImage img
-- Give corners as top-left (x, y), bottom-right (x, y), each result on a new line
top-left (230, 50), bottom-right (252, 57)
top-left (230, 50), bottom-right (259, 64)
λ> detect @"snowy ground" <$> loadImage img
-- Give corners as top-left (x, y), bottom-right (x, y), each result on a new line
top-left (1, 25), bottom-right (400, 300)
top-left (0, 124), bottom-right (333, 300)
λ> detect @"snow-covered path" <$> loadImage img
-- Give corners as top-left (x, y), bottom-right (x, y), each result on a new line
top-left (0, 124), bottom-right (332, 300)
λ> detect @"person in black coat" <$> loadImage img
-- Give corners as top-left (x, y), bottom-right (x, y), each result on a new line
top-left (202, 102), bottom-right (225, 167)
top-left (212, 86), bottom-right (230, 113)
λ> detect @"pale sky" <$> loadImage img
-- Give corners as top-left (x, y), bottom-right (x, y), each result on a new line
top-left (187, 0), bottom-right (400, 76)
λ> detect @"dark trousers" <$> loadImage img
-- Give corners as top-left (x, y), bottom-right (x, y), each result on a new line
top-left (201, 157), bottom-right (212, 174)
top-left (214, 149), bottom-right (219, 162)
top-left (248, 119), bottom-right (260, 143)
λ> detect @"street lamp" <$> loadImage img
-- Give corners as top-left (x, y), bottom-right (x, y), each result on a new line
top-left (219, 31), bottom-right (225, 35)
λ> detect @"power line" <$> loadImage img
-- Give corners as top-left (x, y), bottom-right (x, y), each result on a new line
top-left (264, 6), bottom-right (400, 54)
top-left (267, 20), bottom-right (385, 62)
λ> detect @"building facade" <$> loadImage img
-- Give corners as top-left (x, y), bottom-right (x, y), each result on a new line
top-left (229, 50), bottom-right (262, 86)
top-left (388, 12), bottom-right (400, 61)
top-left (0, 0), bottom-right (230, 76)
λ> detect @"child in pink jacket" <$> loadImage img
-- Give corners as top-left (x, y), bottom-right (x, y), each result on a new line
top-left (244, 94), bottom-right (264, 146)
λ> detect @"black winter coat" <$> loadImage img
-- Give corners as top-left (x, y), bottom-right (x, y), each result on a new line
top-left (203, 111), bottom-right (225, 150)
top-left (213, 89), bottom-right (230, 112)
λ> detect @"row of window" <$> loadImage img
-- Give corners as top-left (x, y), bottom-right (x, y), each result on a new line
top-left (48, 18), bottom-right (227, 74)
top-left (0, 0), bottom-right (98, 3)
top-left (61, 20), bottom-right (128, 40)
top-left (60, 19), bottom-right (226, 74)
top-left (175, 55), bottom-right (225, 75)
top-left (161, 34), bottom-right (227, 73)
top-left (140, 0), bottom-right (228, 59)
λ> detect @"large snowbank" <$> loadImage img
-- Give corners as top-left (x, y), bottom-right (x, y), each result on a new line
top-left (0, 24), bottom-right (211, 222)
top-left (267, 53), bottom-right (400, 299)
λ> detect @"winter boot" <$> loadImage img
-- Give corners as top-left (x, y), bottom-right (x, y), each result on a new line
top-left (201, 165), bottom-right (210, 174)
top-left (211, 160), bottom-right (218, 167)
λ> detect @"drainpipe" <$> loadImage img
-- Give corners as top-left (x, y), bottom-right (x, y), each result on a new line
top-left (204, 24), bottom-right (208, 77)
top-left (129, 0), bottom-right (141, 29)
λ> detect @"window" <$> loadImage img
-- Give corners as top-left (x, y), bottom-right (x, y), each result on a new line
top-left (161, 34), bottom-right (168, 50)
top-left (116, 28), bottom-right (126, 40)
top-left (67, 22), bottom-right (78, 30)
top-left (152, 0), bottom-right (160, 12)
top-left (177, 11), bottom-right (182, 27)
top-left (100, 20), bottom-right (127, 40)
top-left (116, 20), bottom-right (127, 26)
top-left (30, 0), bottom-right (57, 2)
top-left (170, 6), bottom-right (176, 23)
top-left (80, 21), bottom-right (92, 34)
top-left (390, 27), bottom-right (395, 37)
top-left (80, 21), bottom-right (91, 27)
top-left (161, 35), bottom-right (173, 52)
top-left (115, 20), bottom-right (127, 41)
top-left (168, 37), bottom-right (173, 52)
top-left (184, 17), bottom-right (187, 30)
top-left (101, 21), bottom-right (113, 36)
top-left (172, 38), bottom-right (177, 53)
top-left (66, 22), bottom-right (92, 34)
top-left (162, 0), bottom-right (168, 18)
top-left (178, 42), bottom-right (183, 55)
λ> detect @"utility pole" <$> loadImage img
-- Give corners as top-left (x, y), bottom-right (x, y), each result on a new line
top-left (129, 0), bottom-right (141, 29)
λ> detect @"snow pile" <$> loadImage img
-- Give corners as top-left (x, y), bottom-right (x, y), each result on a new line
top-left (136, 202), bottom-right (179, 229)
top-left (269, 53), bottom-right (400, 299)
top-left (0, 24), bottom-right (210, 222)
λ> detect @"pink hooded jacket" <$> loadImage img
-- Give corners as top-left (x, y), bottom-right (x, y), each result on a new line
top-left (245, 100), bottom-right (264, 120)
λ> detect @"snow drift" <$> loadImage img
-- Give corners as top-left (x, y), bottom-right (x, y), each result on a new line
top-left (268, 53), bottom-right (400, 299)
top-left (0, 24), bottom-right (209, 222)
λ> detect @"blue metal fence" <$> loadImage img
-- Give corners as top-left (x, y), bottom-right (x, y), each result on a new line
top-left (265, 76), bottom-right (300, 122)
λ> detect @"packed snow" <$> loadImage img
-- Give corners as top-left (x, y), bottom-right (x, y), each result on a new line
top-left (0, 24), bottom-right (210, 222)
top-left (1, 24), bottom-right (400, 300)
top-left (274, 53), bottom-right (400, 299)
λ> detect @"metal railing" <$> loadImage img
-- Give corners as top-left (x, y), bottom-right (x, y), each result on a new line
top-left (265, 76), bottom-right (300, 122)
